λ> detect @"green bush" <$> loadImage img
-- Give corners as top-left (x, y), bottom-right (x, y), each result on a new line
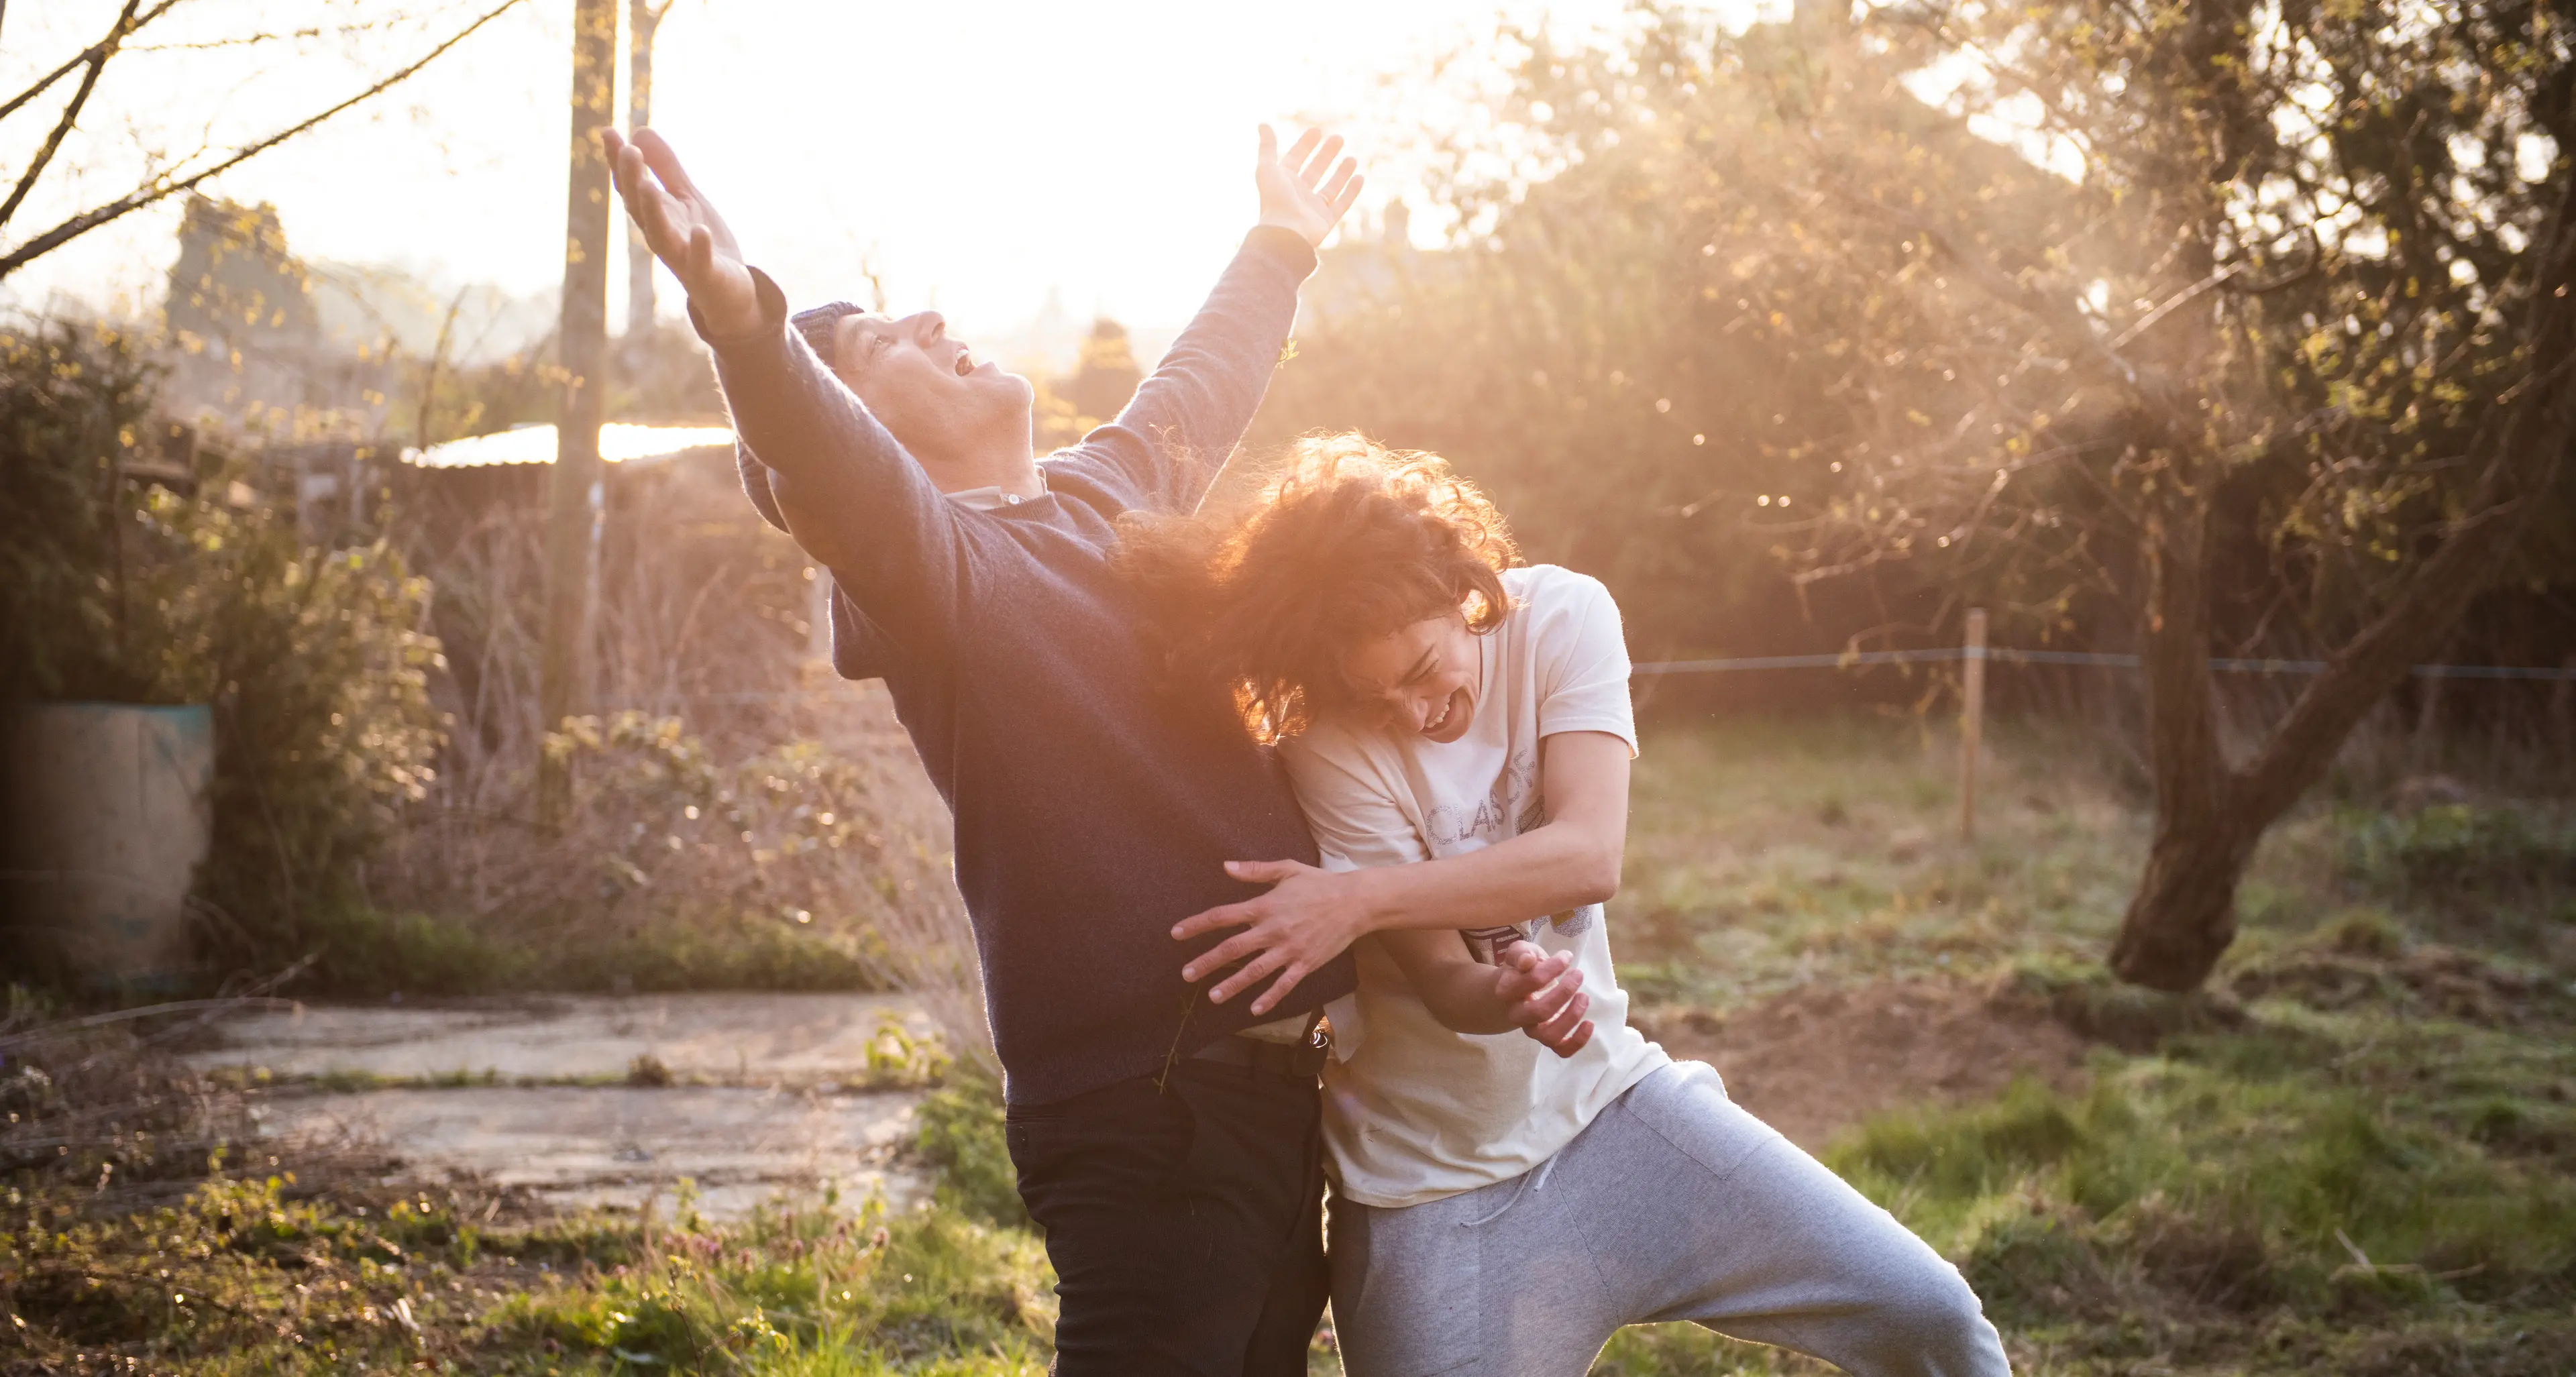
top-left (915, 1072), bottom-right (1030, 1229)
top-left (0, 321), bottom-right (163, 702)
top-left (0, 321), bottom-right (445, 985)
top-left (156, 502), bottom-right (444, 967)
top-left (2340, 803), bottom-right (2576, 905)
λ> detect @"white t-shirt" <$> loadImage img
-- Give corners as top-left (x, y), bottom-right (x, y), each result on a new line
top-left (1281, 563), bottom-right (1670, 1209)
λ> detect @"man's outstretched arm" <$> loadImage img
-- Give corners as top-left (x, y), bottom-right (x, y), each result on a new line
top-left (1085, 126), bottom-right (1362, 512)
top-left (605, 128), bottom-right (965, 643)
top-left (1178, 729), bottom-right (1632, 1017)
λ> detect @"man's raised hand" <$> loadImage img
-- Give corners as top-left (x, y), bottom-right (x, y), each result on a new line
top-left (1256, 125), bottom-right (1364, 250)
top-left (602, 128), bottom-right (761, 339)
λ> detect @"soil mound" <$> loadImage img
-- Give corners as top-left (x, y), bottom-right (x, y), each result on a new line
top-left (1636, 979), bottom-right (2093, 1150)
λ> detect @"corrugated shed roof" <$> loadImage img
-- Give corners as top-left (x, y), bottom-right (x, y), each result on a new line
top-left (402, 423), bottom-right (735, 470)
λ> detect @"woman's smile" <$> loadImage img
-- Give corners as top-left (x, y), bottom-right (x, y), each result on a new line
top-left (1341, 611), bottom-right (1485, 743)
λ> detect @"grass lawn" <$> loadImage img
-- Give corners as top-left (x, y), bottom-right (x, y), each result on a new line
top-left (7, 715), bottom-right (2573, 1374)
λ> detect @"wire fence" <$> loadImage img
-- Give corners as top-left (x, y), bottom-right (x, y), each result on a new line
top-left (610, 641), bottom-right (2576, 710)
top-left (1635, 648), bottom-right (2576, 681)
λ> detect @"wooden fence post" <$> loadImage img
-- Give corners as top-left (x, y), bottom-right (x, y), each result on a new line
top-left (537, 0), bottom-right (621, 826)
top-left (1960, 608), bottom-right (1988, 842)
top-left (2553, 653), bottom-right (2575, 751)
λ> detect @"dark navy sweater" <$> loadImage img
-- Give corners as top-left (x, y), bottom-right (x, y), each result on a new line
top-left (709, 228), bottom-right (1355, 1106)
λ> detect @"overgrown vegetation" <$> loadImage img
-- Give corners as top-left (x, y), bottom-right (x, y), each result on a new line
top-left (1, 998), bottom-right (1041, 1374)
top-left (1591, 718), bottom-right (2576, 1375)
top-left (1817, 948), bottom-right (2576, 1372)
top-left (11, 718), bottom-right (2569, 1374)
top-left (910, 1075), bottom-right (1028, 1232)
top-left (278, 905), bottom-right (885, 1001)
top-left (1, 323), bottom-right (983, 1014)
top-left (1259, 0), bottom-right (2576, 991)
top-left (0, 321), bottom-right (447, 983)
top-left (1, 1171), bottom-right (1054, 1374)
top-left (2339, 803), bottom-right (2576, 922)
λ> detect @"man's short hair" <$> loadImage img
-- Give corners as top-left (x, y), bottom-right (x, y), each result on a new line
top-left (791, 301), bottom-right (865, 367)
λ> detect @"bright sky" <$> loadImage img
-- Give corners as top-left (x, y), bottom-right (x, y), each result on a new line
top-left (3, 0), bottom-right (1713, 351)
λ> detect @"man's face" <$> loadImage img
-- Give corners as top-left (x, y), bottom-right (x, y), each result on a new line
top-left (828, 310), bottom-right (1034, 466)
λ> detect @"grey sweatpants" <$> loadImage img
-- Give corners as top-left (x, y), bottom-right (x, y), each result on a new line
top-left (1326, 1062), bottom-right (2011, 1377)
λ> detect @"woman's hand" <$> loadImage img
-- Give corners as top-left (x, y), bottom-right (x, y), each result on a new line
top-left (1175, 858), bottom-right (1374, 1015)
top-left (1368, 930), bottom-right (1597, 1052)
top-left (1255, 125), bottom-right (1364, 250)
top-left (603, 127), bottom-right (761, 339)
top-left (1495, 940), bottom-right (1594, 1058)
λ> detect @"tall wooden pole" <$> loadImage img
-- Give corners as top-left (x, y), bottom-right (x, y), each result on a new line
top-left (2553, 653), bottom-right (2575, 751)
top-left (1960, 607), bottom-right (1988, 842)
top-left (623, 0), bottom-right (668, 359)
top-left (539, 0), bottom-right (620, 822)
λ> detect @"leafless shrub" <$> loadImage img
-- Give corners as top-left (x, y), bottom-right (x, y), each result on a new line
top-left (374, 455), bottom-right (993, 1070)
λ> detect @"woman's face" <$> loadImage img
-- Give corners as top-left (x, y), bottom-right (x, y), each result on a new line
top-left (1340, 610), bottom-right (1483, 743)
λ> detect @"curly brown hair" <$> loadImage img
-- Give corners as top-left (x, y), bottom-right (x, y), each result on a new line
top-left (1114, 432), bottom-right (1519, 742)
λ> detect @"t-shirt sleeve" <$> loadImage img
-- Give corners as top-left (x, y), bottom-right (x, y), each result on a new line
top-left (1279, 726), bottom-right (1428, 873)
top-left (1528, 568), bottom-right (1638, 756)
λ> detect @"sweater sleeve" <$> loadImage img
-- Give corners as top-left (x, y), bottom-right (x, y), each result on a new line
top-left (1069, 227), bottom-right (1316, 513)
top-left (698, 268), bottom-right (965, 648)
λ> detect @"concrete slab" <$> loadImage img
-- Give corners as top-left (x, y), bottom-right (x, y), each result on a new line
top-left (253, 1083), bottom-right (932, 1219)
top-left (183, 992), bottom-right (930, 1084)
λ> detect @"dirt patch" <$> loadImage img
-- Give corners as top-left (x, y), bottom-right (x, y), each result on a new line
top-left (1636, 979), bottom-right (2094, 1151)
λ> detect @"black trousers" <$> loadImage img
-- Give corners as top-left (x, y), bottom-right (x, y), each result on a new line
top-left (1004, 1056), bottom-right (1328, 1376)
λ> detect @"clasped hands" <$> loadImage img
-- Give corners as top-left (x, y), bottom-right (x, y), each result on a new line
top-left (1176, 859), bottom-right (1597, 1058)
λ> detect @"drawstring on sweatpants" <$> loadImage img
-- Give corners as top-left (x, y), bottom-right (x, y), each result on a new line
top-left (1460, 1148), bottom-right (1563, 1227)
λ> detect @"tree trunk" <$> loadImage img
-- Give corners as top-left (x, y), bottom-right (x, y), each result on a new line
top-left (2111, 806), bottom-right (2257, 990)
top-left (2109, 487), bottom-right (2241, 989)
top-left (2106, 169), bottom-right (2576, 989)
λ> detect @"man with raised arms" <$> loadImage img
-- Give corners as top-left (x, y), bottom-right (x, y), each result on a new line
top-left (603, 125), bottom-right (1598, 1373)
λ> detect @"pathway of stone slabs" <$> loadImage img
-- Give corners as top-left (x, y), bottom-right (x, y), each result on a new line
top-left (182, 993), bottom-right (935, 1219)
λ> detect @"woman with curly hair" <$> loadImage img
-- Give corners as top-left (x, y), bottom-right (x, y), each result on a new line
top-left (1120, 435), bottom-right (2010, 1377)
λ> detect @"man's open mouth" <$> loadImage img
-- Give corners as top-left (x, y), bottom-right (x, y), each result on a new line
top-left (954, 348), bottom-right (977, 378)
top-left (1425, 694), bottom-right (1456, 734)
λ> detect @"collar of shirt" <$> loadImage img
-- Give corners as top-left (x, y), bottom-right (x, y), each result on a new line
top-left (943, 465), bottom-right (1049, 512)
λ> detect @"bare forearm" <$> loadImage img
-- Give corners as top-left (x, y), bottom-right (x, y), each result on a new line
top-left (1348, 821), bottom-right (1619, 936)
top-left (1181, 734), bottom-right (1629, 1014)
top-left (1409, 959), bottom-right (1521, 1034)
top-left (1377, 930), bottom-right (1589, 1046)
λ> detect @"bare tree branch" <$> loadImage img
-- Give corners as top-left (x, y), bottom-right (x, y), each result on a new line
top-left (0, 0), bottom-right (527, 282)
top-left (0, 0), bottom-right (185, 125)
top-left (2106, 262), bottom-right (2239, 350)
top-left (0, 0), bottom-right (143, 236)
top-left (2235, 184), bottom-right (2576, 827)
top-left (123, 11), bottom-right (430, 52)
